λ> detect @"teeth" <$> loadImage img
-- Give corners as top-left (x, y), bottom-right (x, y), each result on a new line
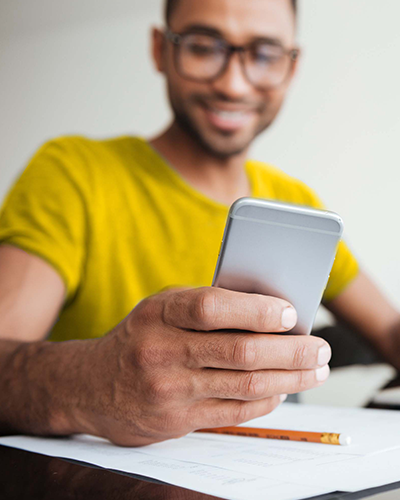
top-left (211, 109), bottom-right (247, 120)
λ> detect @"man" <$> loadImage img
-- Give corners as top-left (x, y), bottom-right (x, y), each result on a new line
top-left (0, 0), bottom-right (399, 447)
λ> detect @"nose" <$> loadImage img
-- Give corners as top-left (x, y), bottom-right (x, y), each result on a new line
top-left (211, 51), bottom-right (253, 99)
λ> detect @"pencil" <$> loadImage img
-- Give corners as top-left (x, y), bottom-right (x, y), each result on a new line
top-left (196, 426), bottom-right (352, 446)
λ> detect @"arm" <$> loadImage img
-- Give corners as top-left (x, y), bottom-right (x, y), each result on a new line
top-left (0, 244), bottom-right (81, 435)
top-left (0, 245), bottom-right (331, 445)
top-left (0, 245), bottom-right (116, 437)
top-left (325, 270), bottom-right (400, 371)
top-left (0, 245), bottom-right (65, 342)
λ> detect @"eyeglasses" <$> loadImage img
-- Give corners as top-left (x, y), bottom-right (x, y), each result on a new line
top-left (165, 29), bottom-right (299, 90)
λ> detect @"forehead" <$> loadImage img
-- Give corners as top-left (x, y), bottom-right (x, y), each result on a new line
top-left (169, 0), bottom-right (296, 46)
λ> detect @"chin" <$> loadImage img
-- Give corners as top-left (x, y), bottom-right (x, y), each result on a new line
top-left (174, 109), bottom-right (257, 159)
top-left (206, 144), bottom-right (248, 159)
top-left (200, 133), bottom-right (254, 159)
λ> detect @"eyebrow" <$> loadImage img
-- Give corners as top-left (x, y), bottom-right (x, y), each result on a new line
top-left (179, 23), bottom-right (285, 47)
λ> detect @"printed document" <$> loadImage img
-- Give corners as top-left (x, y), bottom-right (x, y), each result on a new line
top-left (1, 403), bottom-right (400, 500)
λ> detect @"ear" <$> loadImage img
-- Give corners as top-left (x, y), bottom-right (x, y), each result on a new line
top-left (152, 27), bottom-right (166, 73)
top-left (288, 46), bottom-right (301, 83)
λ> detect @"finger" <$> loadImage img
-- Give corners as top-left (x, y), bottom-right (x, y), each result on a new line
top-left (193, 365), bottom-right (330, 401)
top-left (161, 287), bottom-right (297, 333)
top-left (186, 332), bottom-right (331, 371)
top-left (190, 395), bottom-right (283, 430)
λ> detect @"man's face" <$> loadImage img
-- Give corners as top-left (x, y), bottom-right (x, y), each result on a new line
top-left (155, 0), bottom-right (297, 158)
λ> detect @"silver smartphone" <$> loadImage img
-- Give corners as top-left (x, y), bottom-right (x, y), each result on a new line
top-left (212, 198), bottom-right (344, 335)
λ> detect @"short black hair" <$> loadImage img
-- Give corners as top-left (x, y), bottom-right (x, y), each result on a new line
top-left (165, 0), bottom-right (297, 25)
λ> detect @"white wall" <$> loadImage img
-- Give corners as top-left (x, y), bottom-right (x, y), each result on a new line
top-left (1, 0), bottom-right (400, 309)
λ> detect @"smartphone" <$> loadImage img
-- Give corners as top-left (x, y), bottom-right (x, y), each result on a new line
top-left (212, 198), bottom-right (344, 335)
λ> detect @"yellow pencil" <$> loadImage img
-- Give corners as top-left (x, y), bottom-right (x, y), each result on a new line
top-left (196, 426), bottom-right (352, 446)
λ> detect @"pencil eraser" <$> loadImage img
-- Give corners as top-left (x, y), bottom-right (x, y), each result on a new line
top-left (339, 434), bottom-right (351, 446)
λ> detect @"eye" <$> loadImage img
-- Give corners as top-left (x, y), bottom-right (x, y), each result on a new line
top-left (255, 53), bottom-right (279, 63)
top-left (187, 43), bottom-right (216, 56)
top-left (251, 45), bottom-right (283, 65)
top-left (182, 34), bottom-right (224, 57)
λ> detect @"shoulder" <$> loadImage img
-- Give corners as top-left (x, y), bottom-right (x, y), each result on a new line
top-left (34, 135), bottom-right (143, 163)
top-left (24, 135), bottom-right (147, 187)
top-left (247, 159), bottom-right (325, 209)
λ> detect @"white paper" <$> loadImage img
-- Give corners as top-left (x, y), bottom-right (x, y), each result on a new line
top-left (243, 403), bottom-right (400, 454)
top-left (281, 447), bottom-right (400, 492)
top-left (0, 433), bottom-right (331, 500)
top-left (1, 403), bottom-right (400, 500)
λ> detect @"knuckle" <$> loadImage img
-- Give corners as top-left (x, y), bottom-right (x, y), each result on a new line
top-left (256, 298), bottom-right (277, 332)
top-left (243, 372), bottom-right (266, 399)
top-left (135, 341), bottom-right (173, 370)
top-left (135, 342), bottom-right (159, 369)
top-left (147, 378), bottom-right (176, 405)
top-left (296, 369), bottom-right (313, 393)
top-left (157, 410), bottom-right (186, 436)
top-left (134, 296), bottom-right (159, 326)
top-left (232, 336), bottom-right (257, 368)
top-left (292, 343), bottom-right (310, 369)
top-left (161, 292), bottom-right (182, 326)
top-left (192, 289), bottom-right (218, 329)
top-left (211, 401), bottom-right (256, 428)
top-left (231, 402), bottom-right (252, 425)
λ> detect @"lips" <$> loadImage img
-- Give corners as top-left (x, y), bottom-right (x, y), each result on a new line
top-left (201, 104), bottom-right (256, 132)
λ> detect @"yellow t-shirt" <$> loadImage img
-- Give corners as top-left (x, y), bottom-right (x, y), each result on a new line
top-left (0, 136), bottom-right (358, 341)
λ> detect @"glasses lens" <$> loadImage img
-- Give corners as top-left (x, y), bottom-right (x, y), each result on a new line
top-left (178, 34), bottom-right (226, 80)
top-left (244, 43), bottom-right (291, 89)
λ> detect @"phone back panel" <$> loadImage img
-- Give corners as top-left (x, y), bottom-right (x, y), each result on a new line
top-left (212, 198), bottom-right (343, 335)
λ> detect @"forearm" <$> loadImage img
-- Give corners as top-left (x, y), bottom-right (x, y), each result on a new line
top-left (327, 271), bottom-right (400, 371)
top-left (0, 338), bottom-right (101, 437)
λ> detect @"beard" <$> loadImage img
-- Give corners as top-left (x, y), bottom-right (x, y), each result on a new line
top-left (173, 105), bottom-right (250, 159)
top-left (168, 88), bottom-right (279, 160)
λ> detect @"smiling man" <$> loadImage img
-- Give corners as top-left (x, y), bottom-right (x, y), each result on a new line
top-left (0, 0), bottom-right (399, 447)
top-left (151, 0), bottom-right (300, 205)
top-left (156, 0), bottom-right (297, 161)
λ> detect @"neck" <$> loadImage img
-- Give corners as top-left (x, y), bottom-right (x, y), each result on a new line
top-left (149, 121), bottom-right (251, 206)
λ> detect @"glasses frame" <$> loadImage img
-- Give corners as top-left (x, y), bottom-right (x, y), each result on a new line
top-left (165, 29), bottom-right (299, 91)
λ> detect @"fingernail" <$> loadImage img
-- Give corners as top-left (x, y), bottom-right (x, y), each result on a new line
top-left (318, 345), bottom-right (331, 367)
top-left (281, 307), bottom-right (297, 329)
top-left (316, 365), bottom-right (330, 382)
top-left (280, 394), bottom-right (288, 402)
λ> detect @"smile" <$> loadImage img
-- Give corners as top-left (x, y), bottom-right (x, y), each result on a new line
top-left (203, 105), bottom-right (255, 131)
top-left (210, 109), bottom-right (249, 119)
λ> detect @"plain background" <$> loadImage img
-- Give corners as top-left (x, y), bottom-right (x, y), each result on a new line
top-left (1, 0), bottom-right (400, 327)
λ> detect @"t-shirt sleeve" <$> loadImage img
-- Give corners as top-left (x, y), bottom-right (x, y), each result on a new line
top-left (0, 140), bottom-right (88, 304)
top-left (295, 179), bottom-right (359, 303)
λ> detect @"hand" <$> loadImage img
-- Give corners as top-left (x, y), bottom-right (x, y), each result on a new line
top-left (78, 287), bottom-right (331, 446)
